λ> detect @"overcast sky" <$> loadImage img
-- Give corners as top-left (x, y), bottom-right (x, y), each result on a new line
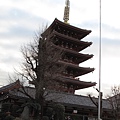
top-left (0, 0), bottom-right (120, 97)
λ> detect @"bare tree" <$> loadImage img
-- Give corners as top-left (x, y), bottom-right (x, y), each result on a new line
top-left (17, 29), bottom-right (65, 119)
top-left (88, 91), bottom-right (103, 118)
top-left (106, 86), bottom-right (120, 120)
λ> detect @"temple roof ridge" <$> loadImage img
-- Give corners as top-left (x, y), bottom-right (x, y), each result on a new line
top-left (42, 18), bottom-right (91, 39)
top-left (0, 80), bottom-right (21, 93)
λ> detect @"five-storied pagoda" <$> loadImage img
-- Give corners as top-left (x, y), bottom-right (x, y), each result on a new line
top-left (41, 0), bottom-right (96, 94)
top-left (0, 1), bottom-right (112, 119)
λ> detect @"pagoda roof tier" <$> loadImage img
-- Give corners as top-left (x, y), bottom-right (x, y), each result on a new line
top-left (65, 50), bottom-right (93, 64)
top-left (42, 18), bottom-right (91, 40)
top-left (57, 76), bottom-right (96, 90)
top-left (53, 44), bottom-right (93, 64)
top-left (58, 61), bottom-right (95, 77)
top-left (50, 30), bottom-right (92, 51)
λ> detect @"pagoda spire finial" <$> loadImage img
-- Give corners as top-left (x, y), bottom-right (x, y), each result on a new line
top-left (63, 0), bottom-right (70, 23)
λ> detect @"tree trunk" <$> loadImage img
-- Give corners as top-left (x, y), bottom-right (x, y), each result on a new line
top-left (35, 83), bottom-right (44, 119)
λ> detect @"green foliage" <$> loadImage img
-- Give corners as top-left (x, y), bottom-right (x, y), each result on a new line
top-left (54, 104), bottom-right (65, 120)
top-left (42, 116), bottom-right (49, 120)
top-left (4, 115), bottom-right (15, 120)
top-left (46, 107), bottom-right (53, 119)
top-left (2, 103), bottom-right (12, 112)
top-left (11, 104), bottom-right (20, 117)
top-left (21, 102), bottom-right (41, 119)
top-left (0, 112), bottom-right (6, 120)
top-left (23, 102), bottom-right (41, 111)
top-left (1, 103), bottom-right (21, 117)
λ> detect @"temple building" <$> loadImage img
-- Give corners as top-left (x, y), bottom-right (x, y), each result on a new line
top-left (0, 81), bottom-right (112, 120)
top-left (41, 18), bottom-right (96, 94)
top-left (0, 18), bottom-right (112, 120)
top-left (0, 0), bottom-right (113, 119)
top-left (41, 0), bottom-right (96, 94)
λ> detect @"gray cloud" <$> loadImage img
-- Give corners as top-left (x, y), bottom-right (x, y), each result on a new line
top-left (0, 8), bottom-right (48, 38)
top-left (0, 7), bottom-right (49, 66)
top-left (0, 7), bottom-right (50, 86)
top-left (41, 0), bottom-right (63, 5)
top-left (0, 27), bottom-right (33, 39)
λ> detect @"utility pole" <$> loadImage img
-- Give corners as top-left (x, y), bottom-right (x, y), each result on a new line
top-left (99, 92), bottom-right (103, 118)
top-left (98, 0), bottom-right (102, 119)
top-left (94, 87), bottom-right (102, 118)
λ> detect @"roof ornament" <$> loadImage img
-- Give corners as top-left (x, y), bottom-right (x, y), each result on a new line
top-left (63, 0), bottom-right (70, 24)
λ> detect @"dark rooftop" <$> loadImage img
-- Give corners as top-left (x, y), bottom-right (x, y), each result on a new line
top-left (0, 82), bottom-right (111, 111)
top-left (45, 91), bottom-right (111, 110)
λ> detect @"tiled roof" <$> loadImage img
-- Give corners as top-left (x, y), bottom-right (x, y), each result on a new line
top-left (10, 87), bottom-right (35, 99)
top-left (57, 76), bottom-right (96, 89)
top-left (45, 91), bottom-right (111, 110)
top-left (0, 80), bottom-right (21, 93)
top-left (0, 82), bottom-right (111, 110)
top-left (41, 18), bottom-right (91, 40)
